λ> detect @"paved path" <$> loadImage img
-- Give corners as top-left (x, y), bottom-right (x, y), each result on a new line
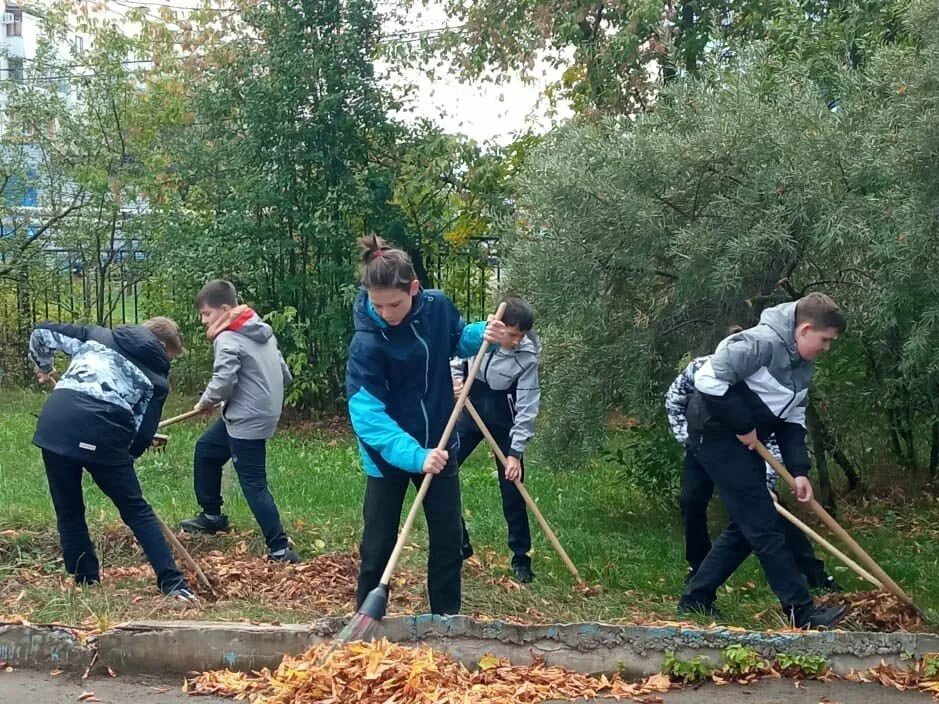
top-left (0, 670), bottom-right (225, 703)
top-left (549, 678), bottom-right (936, 703)
top-left (2, 669), bottom-right (934, 703)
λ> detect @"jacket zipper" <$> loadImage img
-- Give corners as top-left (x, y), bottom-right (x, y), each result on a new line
top-left (411, 322), bottom-right (431, 447)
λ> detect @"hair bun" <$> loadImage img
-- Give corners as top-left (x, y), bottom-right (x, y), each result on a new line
top-left (357, 234), bottom-right (386, 265)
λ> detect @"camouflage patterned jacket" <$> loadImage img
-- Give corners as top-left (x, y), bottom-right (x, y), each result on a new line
top-left (29, 322), bottom-right (170, 465)
top-left (665, 356), bottom-right (781, 491)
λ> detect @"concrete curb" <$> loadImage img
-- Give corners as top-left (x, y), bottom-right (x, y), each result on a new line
top-left (4, 617), bottom-right (939, 678)
top-left (0, 621), bottom-right (93, 672)
top-left (89, 617), bottom-right (939, 677)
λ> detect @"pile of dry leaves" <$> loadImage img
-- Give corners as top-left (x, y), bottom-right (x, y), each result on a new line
top-left (817, 590), bottom-right (923, 632)
top-left (2, 546), bottom-right (426, 617)
top-left (113, 545), bottom-right (426, 613)
top-left (186, 638), bottom-right (674, 703)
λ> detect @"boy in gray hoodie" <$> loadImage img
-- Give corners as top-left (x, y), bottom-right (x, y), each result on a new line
top-left (678, 293), bottom-right (846, 629)
top-left (452, 296), bottom-right (541, 583)
top-left (180, 280), bottom-right (298, 563)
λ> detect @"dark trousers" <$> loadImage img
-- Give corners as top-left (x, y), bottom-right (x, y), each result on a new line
top-left (681, 436), bottom-right (813, 611)
top-left (193, 419), bottom-right (288, 552)
top-left (680, 451), bottom-right (827, 581)
top-left (41, 449), bottom-right (186, 593)
top-left (680, 451), bottom-right (715, 572)
top-left (356, 465), bottom-right (463, 615)
top-left (455, 412), bottom-right (531, 566)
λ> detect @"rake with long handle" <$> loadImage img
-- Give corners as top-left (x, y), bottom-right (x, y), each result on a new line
top-left (463, 398), bottom-right (583, 583)
top-left (771, 497), bottom-right (881, 588)
top-left (755, 441), bottom-right (918, 611)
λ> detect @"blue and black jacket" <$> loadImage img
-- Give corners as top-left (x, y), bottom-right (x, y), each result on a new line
top-left (345, 288), bottom-right (485, 477)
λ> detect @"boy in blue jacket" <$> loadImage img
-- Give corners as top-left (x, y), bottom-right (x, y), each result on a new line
top-left (345, 235), bottom-right (504, 615)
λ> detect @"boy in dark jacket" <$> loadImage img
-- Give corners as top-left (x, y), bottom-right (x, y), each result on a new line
top-left (29, 317), bottom-right (195, 601)
top-left (451, 295), bottom-right (541, 583)
top-left (678, 293), bottom-right (847, 629)
top-left (179, 280), bottom-right (298, 563)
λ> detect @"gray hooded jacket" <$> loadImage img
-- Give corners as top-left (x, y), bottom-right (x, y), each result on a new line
top-left (687, 301), bottom-right (813, 476)
top-left (199, 312), bottom-right (293, 440)
top-left (451, 332), bottom-right (541, 456)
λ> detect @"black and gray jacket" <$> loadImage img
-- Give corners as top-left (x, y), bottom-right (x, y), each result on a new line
top-left (666, 355), bottom-right (781, 490)
top-left (686, 301), bottom-right (813, 477)
top-left (28, 322), bottom-right (170, 465)
top-left (451, 332), bottom-right (541, 458)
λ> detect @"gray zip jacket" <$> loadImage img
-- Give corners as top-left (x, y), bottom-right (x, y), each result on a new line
top-left (451, 332), bottom-right (541, 456)
top-left (199, 311), bottom-right (293, 440)
top-left (688, 301), bottom-right (813, 476)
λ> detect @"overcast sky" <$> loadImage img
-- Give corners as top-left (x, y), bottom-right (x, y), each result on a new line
top-left (377, 1), bottom-right (571, 145)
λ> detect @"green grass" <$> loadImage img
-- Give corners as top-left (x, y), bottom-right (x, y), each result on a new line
top-left (1, 389), bottom-right (938, 631)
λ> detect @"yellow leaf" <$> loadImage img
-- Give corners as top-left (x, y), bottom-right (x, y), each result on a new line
top-left (479, 654), bottom-right (500, 671)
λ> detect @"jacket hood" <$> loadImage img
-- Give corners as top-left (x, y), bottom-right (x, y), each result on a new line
top-left (112, 325), bottom-right (170, 375)
top-left (759, 301), bottom-right (798, 357)
top-left (208, 305), bottom-right (273, 343)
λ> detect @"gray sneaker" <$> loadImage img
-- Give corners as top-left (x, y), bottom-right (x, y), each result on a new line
top-left (165, 586), bottom-right (198, 603)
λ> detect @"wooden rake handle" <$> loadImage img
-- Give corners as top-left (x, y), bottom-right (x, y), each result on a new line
top-left (464, 398), bottom-right (583, 583)
top-left (158, 406), bottom-right (215, 429)
top-left (156, 515), bottom-right (214, 593)
top-left (771, 497), bottom-right (881, 588)
top-left (378, 303), bottom-right (508, 587)
top-left (755, 441), bottom-right (917, 609)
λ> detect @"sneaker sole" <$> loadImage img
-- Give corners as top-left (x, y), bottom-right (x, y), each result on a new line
top-left (179, 524), bottom-right (231, 535)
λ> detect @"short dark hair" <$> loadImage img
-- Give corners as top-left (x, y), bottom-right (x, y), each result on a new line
top-left (500, 295), bottom-right (534, 332)
top-left (195, 279), bottom-right (238, 309)
top-left (795, 292), bottom-right (846, 333)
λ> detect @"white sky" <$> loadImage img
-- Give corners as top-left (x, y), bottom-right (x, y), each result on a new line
top-left (377, 2), bottom-right (571, 145)
top-left (79, 0), bottom-right (571, 145)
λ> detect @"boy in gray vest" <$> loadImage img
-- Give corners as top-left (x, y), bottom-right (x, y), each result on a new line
top-left (678, 293), bottom-right (847, 629)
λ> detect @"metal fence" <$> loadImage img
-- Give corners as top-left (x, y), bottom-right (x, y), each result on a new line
top-left (0, 236), bottom-right (502, 386)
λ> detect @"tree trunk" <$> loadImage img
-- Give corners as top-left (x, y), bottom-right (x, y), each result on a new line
top-left (930, 419), bottom-right (939, 477)
top-left (814, 410), bottom-right (862, 491)
top-left (807, 403), bottom-right (835, 512)
top-left (887, 408), bottom-right (914, 470)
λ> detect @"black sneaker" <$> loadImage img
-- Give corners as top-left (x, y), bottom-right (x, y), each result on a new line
top-left (513, 562), bottom-right (534, 583)
top-left (269, 548), bottom-right (301, 564)
top-left (180, 512), bottom-right (230, 535)
top-left (75, 574), bottom-right (101, 587)
top-left (793, 603), bottom-right (848, 629)
top-left (677, 598), bottom-right (725, 622)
